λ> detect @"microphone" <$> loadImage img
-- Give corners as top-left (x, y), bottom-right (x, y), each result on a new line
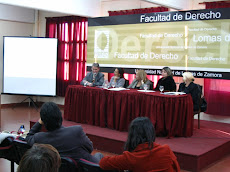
top-left (93, 73), bottom-right (97, 82)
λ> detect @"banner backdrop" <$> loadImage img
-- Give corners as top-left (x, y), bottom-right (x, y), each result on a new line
top-left (87, 8), bottom-right (230, 79)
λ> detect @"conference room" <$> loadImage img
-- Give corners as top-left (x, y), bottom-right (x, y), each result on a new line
top-left (0, 0), bottom-right (230, 172)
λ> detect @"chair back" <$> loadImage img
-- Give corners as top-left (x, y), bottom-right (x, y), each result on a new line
top-left (12, 138), bottom-right (31, 164)
top-left (78, 158), bottom-right (117, 172)
top-left (149, 80), bottom-right (154, 90)
top-left (0, 137), bottom-right (31, 172)
top-left (124, 79), bottom-right (129, 88)
top-left (196, 84), bottom-right (203, 109)
top-left (0, 136), bottom-right (14, 160)
top-left (197, 84), bottom-right (202, 97)
top-left (194, 84), bottom-right (204, 129)
top-left (59, 156), bottom-right (78, 172)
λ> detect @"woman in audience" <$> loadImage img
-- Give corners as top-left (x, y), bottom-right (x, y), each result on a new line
top-left (17, 143), bottom-right (61, 172)
top-left (109, 68), bottom-right (125, 88)
top-left (155, 67), bottom-right (176, 91)
top-left (178, 72), bottom-right (200, 111)
top-left (127, 69), bottom-right (153, 90)
top-left (99, 117), bottom-right (180, 172)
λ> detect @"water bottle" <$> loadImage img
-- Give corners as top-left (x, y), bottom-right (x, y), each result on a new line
top-left (17, 125), bottom-right (25, 135)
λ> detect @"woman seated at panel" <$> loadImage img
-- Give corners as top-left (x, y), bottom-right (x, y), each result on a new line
top-left (109, 68), bottom-right (125, 88)
top-left (127, 69), bottom-right (153, 90)
top-left (155, 67), bottom-right (176, 91)
top-left (99, 117), bottom-right (180, 172)
top-left (178, 72), bottom-right (200, 111)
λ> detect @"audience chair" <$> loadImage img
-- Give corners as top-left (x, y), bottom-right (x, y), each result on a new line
top-left (0, 136), bottom-right (14, 159)
top-left (0, 137), bottom-right (14, 172)
top-left (78, 158), bottom-right (117, 172)
top-left (11, 138), bottom-right (31, 172)
top-left (193, 84), bottom-right (203, 129)
top-left (59, 156), bottom-right (78, 172)
top-left (12, 138), bottom-right (31, 164)
top-left (0, 137), bottom-right (31, 172)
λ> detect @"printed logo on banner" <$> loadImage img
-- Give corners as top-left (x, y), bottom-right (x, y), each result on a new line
top-left (94, 30), bottom-right (110, 59)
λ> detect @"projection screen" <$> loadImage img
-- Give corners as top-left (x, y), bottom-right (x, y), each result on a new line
top-left (3, 37), bottom-right (58, 96)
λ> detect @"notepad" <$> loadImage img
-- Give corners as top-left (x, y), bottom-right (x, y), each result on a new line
top-left (163, 92), bottom-right (186, 95)
top-left (137, 90), bottom-right (156, 93)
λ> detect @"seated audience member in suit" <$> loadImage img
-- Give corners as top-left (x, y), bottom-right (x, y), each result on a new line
top-left (109, 68), bottom-right (125, 88)
top-left (99, 117), bottom-right (180, 172)
top-left (17, 143), bottom-right (61, 172)
top-left (127, 69), bottom-right (153, 90)
top-left (26, 102), bottom-right (103, 163)
top-left (80, 62), bottom-right (104, 87)
top-left (155, 67), bottom-right (176, 91)
top-left (178, 72), bottom-right (200, 111)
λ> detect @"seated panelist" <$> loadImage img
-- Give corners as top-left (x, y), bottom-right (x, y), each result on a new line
top-left (155, 67), bottom-right (176, 91)
top-left (99, 117), bottom-right (180, 172)
top-left (127, 69), bottom-right (153, 90)
top-left (109, 68), bottom-right (125, 88)
top-left (80, 63), bottom-right (104, 87)
top-left (178, 72), bottom-right (200, 111)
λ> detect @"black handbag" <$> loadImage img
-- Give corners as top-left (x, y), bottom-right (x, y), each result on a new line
top-left (200, 97), bottom-right (207, 112)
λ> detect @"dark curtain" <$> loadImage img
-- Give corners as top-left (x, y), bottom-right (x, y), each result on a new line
top-left (204, 1), bottom-right (230, 8)
top-left (108, 7), bottom-right (168, 16)
top-left (46, 16), bottom-right (88, 96)
top-left (204, 1), bottom-right (230, 116)
top-left (204, 79), bottom-right (230, 116)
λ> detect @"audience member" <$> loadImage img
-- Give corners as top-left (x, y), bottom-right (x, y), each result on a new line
top-left (80, 63), bottom-right (104, 87)
top-left (178, 72), bottom-right (200, 111)
top-left (109, 68), bottom-right (125, 88)
top-left (99, 117), bottom-right (180, 172)
top-left (17, 143), bottom-right (61, 172)
top-left (155, 67), bottom-right (176, 91)
top-left (26, 102), bottom-right (102, 163)
top-left (127, 70), bottom-right (153, 90)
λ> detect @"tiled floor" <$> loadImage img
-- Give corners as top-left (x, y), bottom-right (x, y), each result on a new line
top-left (0, 105), bottom-right (230, 172)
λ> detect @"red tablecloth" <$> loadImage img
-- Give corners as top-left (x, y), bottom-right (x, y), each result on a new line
top-left (64, 85), bottom-right (194, 137)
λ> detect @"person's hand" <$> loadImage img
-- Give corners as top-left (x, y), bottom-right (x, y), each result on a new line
top-left (141, 80), bottom-right (144, 85)
top-left (38, 118), bottom-right (44, 125)
top-left (114, 76), bottom-right (119, 82)
top-left (83, 80), bottom-right (89, 86)
top-left (88, 83), bottom-right (93, 87)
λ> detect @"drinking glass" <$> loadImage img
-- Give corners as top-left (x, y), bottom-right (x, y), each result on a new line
top-left (143, 84), bottom-right (148, 92)
top-left (112, 83), bottom-right (116, 88)
top-left (103, 80), bottom-right (109, 89)
top-left (159, 85), bottom-right (164, 93)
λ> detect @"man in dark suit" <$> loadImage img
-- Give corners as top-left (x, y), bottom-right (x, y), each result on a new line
top-left (26, 102), bottom-right (102, 163)
top-left (80, 63), bottom-right (104, 87)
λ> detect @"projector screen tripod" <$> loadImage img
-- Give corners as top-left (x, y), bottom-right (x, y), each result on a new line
top-left (12, 96), bottom-right (39, 111)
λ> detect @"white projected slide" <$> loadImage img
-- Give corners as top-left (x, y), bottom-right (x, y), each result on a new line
top-left (3, 37), bottom-right (58, 96)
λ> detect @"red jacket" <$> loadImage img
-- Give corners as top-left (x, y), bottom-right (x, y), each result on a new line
top-left (99, 143), bottom-right (180, 172)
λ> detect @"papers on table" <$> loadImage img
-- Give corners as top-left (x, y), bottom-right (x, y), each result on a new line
top-left (163, 92), bottom-right (186, 95)
top-left (107, 88), bottom-right (129, 91)
top-left (137, 90), bottom-right (156, 93)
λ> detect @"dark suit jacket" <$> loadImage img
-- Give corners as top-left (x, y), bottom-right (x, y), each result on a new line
top-left (178, 82), bottom-right (200, 111)
top-left (80, 72), bottom-right (104, 86)
top-left (155, 76), bottom-right (176, 91)
top-left (26, 122), bottom-right (99, 163)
